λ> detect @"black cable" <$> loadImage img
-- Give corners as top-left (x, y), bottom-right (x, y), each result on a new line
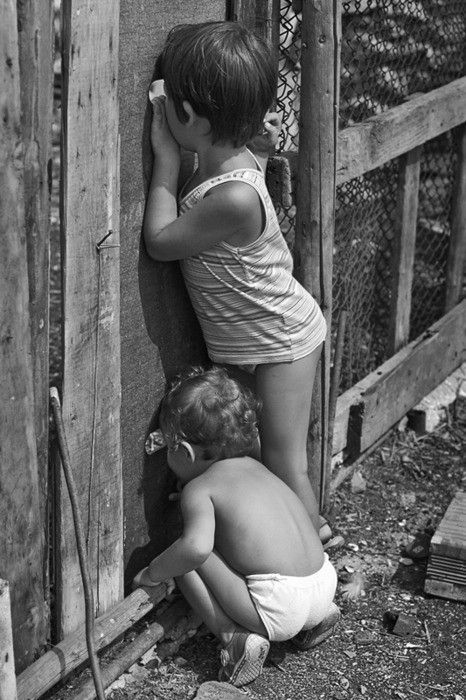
top-left (49, 387), bottom-right (105, 700)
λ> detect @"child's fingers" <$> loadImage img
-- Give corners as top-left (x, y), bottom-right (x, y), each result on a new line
top-left (165, 578), bottom-right (176, 597)
top-left (263, 111), bottom-right (281, 128)
top-left (133, 566), bottom-right (160, 589)
top-left (152, 95), bottom-right (166, 114)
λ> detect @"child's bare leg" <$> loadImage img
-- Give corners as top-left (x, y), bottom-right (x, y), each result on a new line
top-left (255, 346), bottom-right (322, 532)
top-left (175, 549), bottom-right (267, 646)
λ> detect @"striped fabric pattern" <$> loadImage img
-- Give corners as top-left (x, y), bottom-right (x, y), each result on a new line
top-left (179, 167), bottom-right (326, 365)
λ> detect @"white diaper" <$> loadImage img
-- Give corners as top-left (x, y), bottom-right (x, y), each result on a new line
top-left (246, 553), bottom-right (337, 642)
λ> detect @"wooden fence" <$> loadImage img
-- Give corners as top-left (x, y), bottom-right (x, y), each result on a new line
top-left (0, 0), bottom-right (465, 695)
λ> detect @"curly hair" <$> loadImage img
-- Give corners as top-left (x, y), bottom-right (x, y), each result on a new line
top-left (158, 21), bottom-right (277, 148)
top-left (159, 367), bottom-right (260, 460)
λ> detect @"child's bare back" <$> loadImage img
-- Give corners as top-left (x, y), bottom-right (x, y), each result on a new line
top-left (194, 456), bottom-right (323, 577)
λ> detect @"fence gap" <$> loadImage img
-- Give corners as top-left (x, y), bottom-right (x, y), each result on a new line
top-left (0, 0), bottom-right (47, 671)
top-left (58, 0), bottom-right (122, 637)
top-left (445, 124), bottom-right (466, 312)
top-left (388, 146), bottom-right (421, 354)
top-left (294, 0), bottom-right (341, 506)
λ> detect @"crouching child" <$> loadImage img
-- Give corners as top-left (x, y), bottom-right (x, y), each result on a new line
top-left (133, 367), bottom-right (339, 686)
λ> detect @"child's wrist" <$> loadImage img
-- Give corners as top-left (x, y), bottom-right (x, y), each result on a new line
top-left (142, 566), bottom-right (160, 586)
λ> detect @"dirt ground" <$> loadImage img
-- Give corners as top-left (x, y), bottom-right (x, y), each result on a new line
top-left (46, 401), bottom-right (465, 700)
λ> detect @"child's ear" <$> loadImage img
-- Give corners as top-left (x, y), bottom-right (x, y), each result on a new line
top-left (182, 100), bottom-right (196, 126)
top-left (179, 440), bottom-right (195, 463)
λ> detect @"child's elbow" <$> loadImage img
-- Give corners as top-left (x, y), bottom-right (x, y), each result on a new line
top-left (184, 537), bottom-right (212, 567)
top-left (143, 229), bottom-right (169, 262)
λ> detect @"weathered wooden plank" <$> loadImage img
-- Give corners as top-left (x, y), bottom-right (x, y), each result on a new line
top-left (425, 491), bottom-right (466, 602)
top-left (337, 77), bottom-right (466, 185)
top-left (72, 599), bottom-right (192, 700)
top-left (445, 124), bottom-right (466, 312)
top-left (333, 300), bottom-right (466, 457)
top-left (16, 586), bottom-right (166, 700)
top-left (294, 0), bottom-right (340, 505)
top-left (230, 0), bottom-right (279, 44)
top-left (59, 0), bottom-right (122, 636)
top-left (0, 580), bottom-right (17, 700)
top-left (388, 146), bottom-right (421, 353)
top-left (350, 300), bottom-right (466, 454)
top-left (17, 0), bottom-right (54, 623)
top-left (0, 0), bottom-right (47, 672)
top-left (332, 384), bottom-right (361, 457)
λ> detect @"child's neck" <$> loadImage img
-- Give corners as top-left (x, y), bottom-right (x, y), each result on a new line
top-left (195, 141), bottom-right (254, 180)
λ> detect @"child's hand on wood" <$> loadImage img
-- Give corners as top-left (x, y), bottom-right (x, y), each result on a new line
top-left (132, 567), bottom-right (176, 598)
top-left (150, 97), bottom-right (181, 165)
top-left (247, 112), bottom-right (282, 156)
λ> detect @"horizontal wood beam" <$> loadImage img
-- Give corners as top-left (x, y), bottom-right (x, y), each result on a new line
top-left (73, 599), bottom-right (192, 700)
top-left (16, 586), bottom-right (166, 700)
top-left (333, 300), bottom-right (466, 456)
top-left (337, 77), bottom-right (466, 184)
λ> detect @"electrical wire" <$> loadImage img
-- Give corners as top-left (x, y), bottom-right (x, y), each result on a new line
top-left (49, 387), bottom-right (105, 700)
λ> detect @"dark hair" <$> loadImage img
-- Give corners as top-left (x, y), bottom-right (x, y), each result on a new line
top-left (159, 21), bottom-right (277, 148)
top-left (159, 367), bottom-right (260, 460)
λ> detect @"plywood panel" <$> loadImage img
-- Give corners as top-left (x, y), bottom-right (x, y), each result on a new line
top-left (119, 1), bottom-right (225, 576)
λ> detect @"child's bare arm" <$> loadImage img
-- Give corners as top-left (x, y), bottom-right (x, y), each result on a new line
top-left (144, 179), bottom-right (260, 261)
top-left (134, 482), bottom-right (215, 586)
top-left (143, 97), bottom-right (181, 249)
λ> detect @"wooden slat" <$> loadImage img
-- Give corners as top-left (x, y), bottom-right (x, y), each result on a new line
top-left (231, 0), bottom-right (277, 39)
top-left (72, 599), bottom-right (192, 700)
top-left (17, 0), bottom-right (54, 621)
top-left (0, 0), bottom-right (47, 671)
top-left (337, 77), bottom-right (466, 185)
top-left (388, 146), bottom-right (421, 353)
top-left (59, 0), bottom-right (122, 636)
top-left (0, 580), bottom-right (17, 700)
top-left (445, 124), bottom-right (466, 312)
top-left (16, 586), bottom-right (166, 700)
top-left (333, 300), bottom-right (466, 457)
top-left (332, 384), bottom-right (361, 457)
top-left (429, 491), bottom-right (466, 561)
top-left (294, 0), bottom-right (340, 505)
top-left (349, 300), bottom-right (466, 454)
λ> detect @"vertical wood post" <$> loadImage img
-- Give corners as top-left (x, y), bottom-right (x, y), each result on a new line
top-left (294, 0), bottom-right (340, 507)
top-left (388, 147), bottom-right (421, 353)
top-left (58, 0), bottom-right (122, 636)
top-left (0, 0), bottom-right (47, 671)
top-left (0, 580), bottom-right (17, 700)
top-left (17, 0), bottom-right (54, 615)
top-left (230, 0), bottom-right (279, 44)
top-left (445, 124), bottom-right (466, 312)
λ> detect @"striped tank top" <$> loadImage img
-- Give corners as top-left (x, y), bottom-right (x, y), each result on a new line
top-left (179, 162), bottom-right (326, 365)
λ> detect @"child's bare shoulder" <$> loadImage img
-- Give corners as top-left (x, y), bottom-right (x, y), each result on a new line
top-left (206, 178), bottom-right (260, 219)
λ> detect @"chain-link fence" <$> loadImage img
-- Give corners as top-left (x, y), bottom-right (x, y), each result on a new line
top-left (274, 0), bottom-right (465, 390)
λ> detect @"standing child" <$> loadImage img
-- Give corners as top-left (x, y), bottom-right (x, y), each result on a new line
top-left (143, 22), bottom-right (327, 539)
top-left (134, 368), bottom-right (339, 686)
